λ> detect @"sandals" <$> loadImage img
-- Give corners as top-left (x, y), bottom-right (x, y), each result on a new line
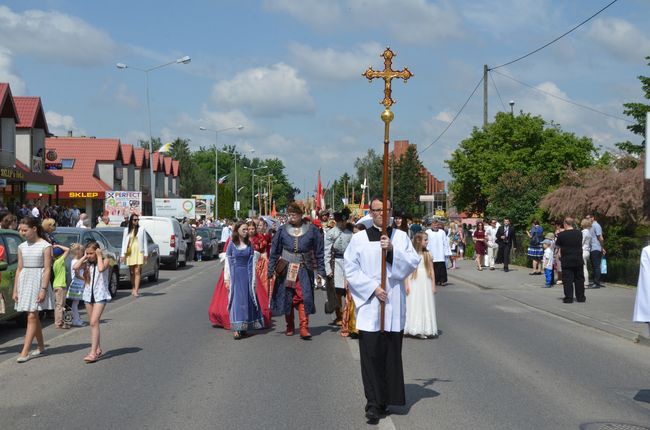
top-left (233, 332), bottom-right (242, 340)
top-left (84, 348), bottom-right (103, 363)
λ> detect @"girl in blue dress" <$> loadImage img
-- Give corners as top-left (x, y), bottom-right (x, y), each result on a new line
top-left (224, 222), bottom-right (264, 340)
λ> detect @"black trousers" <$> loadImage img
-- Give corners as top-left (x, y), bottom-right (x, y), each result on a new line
top-left (500, 243), bottom-right (512, 270)
top-left (433, 261), bottom-right (447, 284)
top-left (590, 250), bottom-right (603, 286)
top-left (562, 265), bottom-right (585, 301)
top-left (358, 330), bottom-right (405, 411)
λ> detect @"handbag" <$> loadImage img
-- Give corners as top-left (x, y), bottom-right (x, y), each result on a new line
top-left (67, 277), bottom-right (85, 300)
top-left (600, 257), bottom-right (608, 275)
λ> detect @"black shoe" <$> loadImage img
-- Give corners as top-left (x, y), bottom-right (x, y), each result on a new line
top-left (379, 405), bottom-right (391, 416)
top-left (504, 269), bottom-right (509, 272)
top-left (587, 284), bottom-right (600, 289)
top-left (563, 298), bottom-right (574, 304)
top-left (365, 407), bottom-right (380, 423)
top-left (576, 298), bottom-right (586, 303)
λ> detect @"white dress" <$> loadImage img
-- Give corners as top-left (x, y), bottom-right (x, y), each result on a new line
top-left (404, 259), bottom-right (438, 337)
top-left (15, 240), bottom-right (54, 312)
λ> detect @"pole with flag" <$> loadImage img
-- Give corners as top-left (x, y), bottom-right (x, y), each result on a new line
top-left (316, 170), bottom-right (324, 212)
top-left (362, 47), bottom-right (413, 332)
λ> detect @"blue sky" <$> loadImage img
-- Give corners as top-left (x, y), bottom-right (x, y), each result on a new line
top-left (1, 0), bottom-right (649, 195)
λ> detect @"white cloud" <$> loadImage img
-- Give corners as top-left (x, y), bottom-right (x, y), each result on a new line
top-left (0, 46), bottom-right (25, 94)
top-left (46, 111), bottom-right (86, 137)
top-left (263, 0), bottom-right (341, 29)
top-left (462, 0), bottom-right (552, 36)
top-left (434, 110), bottom-right (455, 123)
top-left (0, 5), bottom-right (117, 66)
top-left (212, 63), bottom-right (315, 117)
top-left (586, 18), bottom-right (650, 63)
top-left (114, 83), bottom-right (139, 109)
top-left (289, 42), bottom-right (383, 81)
top-left (123, 130), bottom-right (148, 146)
top-left (266, 0), bottom-right (462, 45)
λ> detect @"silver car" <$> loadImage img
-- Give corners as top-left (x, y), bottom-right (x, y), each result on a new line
top-left (97, 227), bottom-right (160, 284)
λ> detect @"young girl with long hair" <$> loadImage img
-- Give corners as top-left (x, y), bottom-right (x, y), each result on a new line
top-left (404, 231), bottom-right (438, 339)
top-left (120, 213), bottom-right (148, 297)
top-left (224, 221), bottom-right (264, 339)
top-left (13, 217), bottom-right (54, 362)
top-left (67, 243), bottom-right (86, 326)
top-left (74, 241), bottom-right (111, 362)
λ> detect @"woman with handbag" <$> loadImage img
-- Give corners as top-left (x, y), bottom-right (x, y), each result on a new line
top-left (120, 214), bottom-right (148, 297)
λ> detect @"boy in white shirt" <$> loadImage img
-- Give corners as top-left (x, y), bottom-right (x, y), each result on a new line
top-left (542, 239), bottom-right (554, 288)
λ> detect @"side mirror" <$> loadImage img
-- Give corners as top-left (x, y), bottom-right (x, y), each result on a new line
top-left (0, 261), bottom-right (7, 271)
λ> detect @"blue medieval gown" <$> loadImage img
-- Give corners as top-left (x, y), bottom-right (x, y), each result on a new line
top-left (268, 223), bottom-right (326, 315)
top-left (226, 243), bottom-right (264, 332)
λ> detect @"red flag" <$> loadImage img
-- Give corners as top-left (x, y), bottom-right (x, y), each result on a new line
top-left (316, 170), bottom-right (324, 211)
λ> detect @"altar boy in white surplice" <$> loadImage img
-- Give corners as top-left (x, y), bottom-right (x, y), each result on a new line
top-left (344, 197), bottom-right (421, 423)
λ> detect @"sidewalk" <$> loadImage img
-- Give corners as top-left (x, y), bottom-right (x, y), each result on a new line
top-left (446, 259), bottom-right (650, 345)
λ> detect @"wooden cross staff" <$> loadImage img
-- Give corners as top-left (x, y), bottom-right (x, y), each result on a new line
top-left (362, 47), bottom-right (413, 332)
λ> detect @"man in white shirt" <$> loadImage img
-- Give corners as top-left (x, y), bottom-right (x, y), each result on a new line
top-left (220, 220), bottom-right (232, 244)
top-left (31, 205), bottom-right (40, 218)
top-left (426, 219), bottom-right (449, 286)
top-left (484, 218), bottom-right (499, 270)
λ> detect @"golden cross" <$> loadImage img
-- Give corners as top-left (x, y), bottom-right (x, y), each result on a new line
top-left (362, 47), bottom-right (413, 108)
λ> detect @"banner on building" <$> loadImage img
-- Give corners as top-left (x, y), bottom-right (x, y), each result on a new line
top-left (104, 191), bottom-right (142, 226)
top-left (155, 198), bottom-right (196, 219)
top-left (192, 194), bottom-right (215, 219)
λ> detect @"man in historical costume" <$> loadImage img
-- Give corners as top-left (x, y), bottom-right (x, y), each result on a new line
top-left (426, 219), bottom-right (449, 286)
top-left (484, 219), bottom-right (499, 270)
top-left (324, 209), bottom-right (354, 326)
top-left (268, 202), bottom-right (326, 339)
top-left (496, 217), bottom-right (516, 272)
top-left (344, 197), bottom-right (421, 423)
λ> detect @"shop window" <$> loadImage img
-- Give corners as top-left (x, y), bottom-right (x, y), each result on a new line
top-left (61, 159), bottom-right (75, 169)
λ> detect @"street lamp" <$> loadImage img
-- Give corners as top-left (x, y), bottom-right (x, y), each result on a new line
top-left (509, 100), bottom-right (515, 115)
top-left (199, 125), bottom-right (244, 219)
top-left (243, 165), bottom-right (267, 215)
top-left (117, 55), bottom-right (191, 215)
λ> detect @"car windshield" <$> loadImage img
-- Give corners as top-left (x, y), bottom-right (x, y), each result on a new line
top-left (52, 232), bottom-right (80, 247)
top-left (196, 229), bottom-right (210, 238)
top-left (100, 230), bottom-right (123, 248)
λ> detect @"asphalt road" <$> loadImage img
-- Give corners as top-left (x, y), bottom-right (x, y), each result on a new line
top-left (1, 261), bottom-right (649, 430)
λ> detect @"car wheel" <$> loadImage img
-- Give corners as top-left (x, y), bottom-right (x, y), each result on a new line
top-left (169, 253), bottom-right (179, 270)
top-left (109, 268), bottom-right (119, 297)
top-left (148, 260), bottom-right (159, 282)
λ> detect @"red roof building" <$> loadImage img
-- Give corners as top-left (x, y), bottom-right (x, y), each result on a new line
top-left (392, 140), bottom-right (445, 193)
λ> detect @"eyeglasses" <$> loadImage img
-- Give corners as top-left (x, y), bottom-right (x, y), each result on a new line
top-left (133, 218), bottom-right (139, 221)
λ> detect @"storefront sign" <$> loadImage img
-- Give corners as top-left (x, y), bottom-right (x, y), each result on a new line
top-left (61, 191), bottom-right (104, 199)
top-left (105, 191), bottom-right (142, 226)
top-left (25, 182), bottom-right (55, 194)
top-left (0, 168), bottom-right (25, 180)
top-left (46, 163), bottom-right (62, 170)
top-left (46, 150), bottom-right (58, 161)
top-left (155, 198), bottom-right (196, 219)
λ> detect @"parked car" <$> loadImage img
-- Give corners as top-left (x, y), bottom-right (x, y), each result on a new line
top-left (51, 227), bottom-right (120, 298)
top-left (0, 229), bottom-right (26, 326)
top-left (138, 216), bottom-right (188, 269)
top-left (208, 227), bottom-right (225, 253)
top-left (96, 227), bottom-right (160, 284)
top-left (194, 227), bottom-right (219, 260)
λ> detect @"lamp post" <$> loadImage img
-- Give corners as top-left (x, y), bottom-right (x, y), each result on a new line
top-left (509, 100), bottom-right (515, 115)
top-left (243, 165), bottom-right (267, 216)
top-left (117, 55), bottom-right (191, 215)
top-left (199, 125), bottom-right (244, 220)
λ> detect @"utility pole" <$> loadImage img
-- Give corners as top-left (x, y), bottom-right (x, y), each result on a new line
top-left (483, 64), bottom-right (488, 127)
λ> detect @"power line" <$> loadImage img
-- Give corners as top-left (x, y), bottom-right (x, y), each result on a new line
top-left (489, 71), bottom-right (507, 111)
top-left (491, 70), bottom-right (633, 123)
top-left (490, 0), bottom-right (619, 70)
top-left (419, 75), bottom-right (484, 155)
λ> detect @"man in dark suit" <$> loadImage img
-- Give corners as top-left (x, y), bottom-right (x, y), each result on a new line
top-left (496, 217), bottom-right (516, 272)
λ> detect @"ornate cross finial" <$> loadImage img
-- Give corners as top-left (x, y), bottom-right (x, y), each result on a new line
top-left (362, 47), bottom-right (413, 108)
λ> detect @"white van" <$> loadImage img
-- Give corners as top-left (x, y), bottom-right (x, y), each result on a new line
top-left (139, 216), bottom-right (188, 269)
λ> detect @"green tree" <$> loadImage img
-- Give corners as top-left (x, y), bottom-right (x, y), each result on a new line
top-left (354, 149), bottom-right (383, 204)
top-left (487, 170), bottom-right (550, 229)
top-left (616, 56), bottom-right (650, 156)
top-left (138, 137), bottom-right (162, 151)
top-left (446, 112), bottom-right (597, 216)
top-left (393, 145), bottom-right (426, 217)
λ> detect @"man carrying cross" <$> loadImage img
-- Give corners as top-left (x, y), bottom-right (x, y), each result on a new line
top-left (344, 196), bottom-right (420, 422)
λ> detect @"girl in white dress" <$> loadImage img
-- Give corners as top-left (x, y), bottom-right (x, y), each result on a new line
top-left (73, 241), bottom-right (111, 363)
top-left (404, 231), bottom-right (438, 339)
top-left (12, 217), bottom-right (54, 362)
